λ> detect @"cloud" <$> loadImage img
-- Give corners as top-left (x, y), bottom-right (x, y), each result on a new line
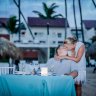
top-left (0, 0), bottom-right (96, 27)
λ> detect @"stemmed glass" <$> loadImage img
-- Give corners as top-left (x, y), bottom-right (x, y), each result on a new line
top-left (48, 65), bottom-right (56, 76)
top-left (22, 63), bottom-right (25, 72)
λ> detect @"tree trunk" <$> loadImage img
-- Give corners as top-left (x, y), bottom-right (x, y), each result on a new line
top-left (73, 0), bottom-right (78, 39)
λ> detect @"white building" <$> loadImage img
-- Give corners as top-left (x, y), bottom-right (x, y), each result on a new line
top-left (14, 17), bottom-right (72, 63)
top-left (0, 17), bottom-right (72, 63)
top-left (25, 17), bottom-right (72, 46)
top-left (26, 17), bottom-right (72, 62)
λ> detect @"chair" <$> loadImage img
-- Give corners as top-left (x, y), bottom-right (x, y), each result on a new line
top-left (0, 67), bottom-right (15, 75)
top-left (89, 58), bottom-right (96, 66)
top-left (89, 57), bottom-right (96, 73)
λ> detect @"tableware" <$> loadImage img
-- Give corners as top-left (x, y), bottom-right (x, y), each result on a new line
top-left (41, 67), bottom-right (48, 76)
top-left (14, 71), bottom-right (31, 75)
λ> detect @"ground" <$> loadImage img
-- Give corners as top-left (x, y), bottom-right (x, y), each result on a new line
top-left (82, 67), bottom-right (96, 96)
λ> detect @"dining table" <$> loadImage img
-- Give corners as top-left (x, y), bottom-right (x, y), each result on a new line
top-left (0, 75), bottom-right (76, 96)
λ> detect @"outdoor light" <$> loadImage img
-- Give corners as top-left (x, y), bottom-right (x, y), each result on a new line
top-left (41, 67), bottom-right (48, 76)
top-left (47, 22), bottom-right (49, 35)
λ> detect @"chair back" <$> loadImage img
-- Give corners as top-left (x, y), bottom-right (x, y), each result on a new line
top-left (0, 67), bottom-right (15, 75)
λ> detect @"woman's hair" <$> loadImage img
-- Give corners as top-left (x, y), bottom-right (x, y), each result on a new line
top-left (64, 37), bottom-right (77, 44)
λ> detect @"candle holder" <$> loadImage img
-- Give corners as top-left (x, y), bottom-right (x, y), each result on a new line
top-left (41, 67), bottom-right (48, 76)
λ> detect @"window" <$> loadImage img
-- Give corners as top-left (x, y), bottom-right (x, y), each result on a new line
top-left (34, 32), bottom-right (37, 36)
top-left (34, 32), bottom-right (43, 37)
top-left (58, 33), bottom-right (62, 38)
top-left (50, 48), bottom-right (56, 58)
top-left (58, 41), bottom-right (63, 45)
top-left (53, 41), bottom-right (56, 44)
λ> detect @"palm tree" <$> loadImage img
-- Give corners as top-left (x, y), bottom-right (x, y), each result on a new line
top-left (1, 16), bottom-right (26, 41)
top-left (7, 16), bottom-right (19, 34)
top-left (73, 0), bottom-right (78, 39)
top-left (13, 0), bottom-right (35, 40)
top-left (33, 2), bottom-right (63, 19)
top-left (78, 0), bottom-right (85, 42)
top-left (92, 0), bottom-right (96, 8)
top-left (1, 16), bottom-right (19, 35)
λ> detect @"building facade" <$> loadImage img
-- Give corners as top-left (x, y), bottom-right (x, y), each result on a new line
top-left (0, 17), bottom-right (72, 63)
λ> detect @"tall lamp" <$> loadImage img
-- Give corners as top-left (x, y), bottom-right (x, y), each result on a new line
top-left (47, 23), bottom-right (50, 60)
top-left (47, 23), bottom-right (49, 35)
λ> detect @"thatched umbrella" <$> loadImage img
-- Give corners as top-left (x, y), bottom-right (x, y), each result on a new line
top-left (87, 42), bottom-right (96, 58)
top-left (0, 37), bottom-right (22, 72)
top-left (0, 37), bottom-right (22, 59)
top-left (86, 41), bottom-right (96, 67)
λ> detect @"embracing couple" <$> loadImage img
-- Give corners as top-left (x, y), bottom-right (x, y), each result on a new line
top-left (47, 37), bottom-right (86, 96)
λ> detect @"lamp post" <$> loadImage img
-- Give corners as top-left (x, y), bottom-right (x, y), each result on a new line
top-left (47, 23), bottom-right (49, 35)
top-left (64, 0), bottom-right (67, 39)
top-left (21, 23), bottom-right (26, 42)
top-left (47, 23), bottom-right (50, 60)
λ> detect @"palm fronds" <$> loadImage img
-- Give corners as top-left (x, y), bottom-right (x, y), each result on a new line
top-left (33, 2), bottom-right (63, 19)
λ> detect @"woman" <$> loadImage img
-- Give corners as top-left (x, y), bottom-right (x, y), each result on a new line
top-left (56, 37), bottom-right (86, 96)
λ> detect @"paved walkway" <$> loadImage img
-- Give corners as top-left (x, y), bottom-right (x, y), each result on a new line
top-left (82, 67), bottom-right (96, 96)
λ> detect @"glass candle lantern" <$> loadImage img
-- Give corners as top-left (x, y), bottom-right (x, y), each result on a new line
top-left (41, 67), bottom-right (48, 76)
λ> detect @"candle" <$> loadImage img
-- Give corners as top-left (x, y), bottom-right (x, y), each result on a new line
top-left (41, 67), bottom-right (48, 76)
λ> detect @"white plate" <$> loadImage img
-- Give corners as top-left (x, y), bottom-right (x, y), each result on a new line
top-left (14, 71), bottom-right (31, 75)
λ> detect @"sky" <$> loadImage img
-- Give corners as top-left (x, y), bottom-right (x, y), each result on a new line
top-left (0, 0), bottom-right (96, 27)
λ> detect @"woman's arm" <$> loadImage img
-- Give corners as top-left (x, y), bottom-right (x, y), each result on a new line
top-left (58, 45), bottom-right (85, 63)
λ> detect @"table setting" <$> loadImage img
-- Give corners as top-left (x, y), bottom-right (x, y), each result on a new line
top-left (0, 63), bottom-right (76, 96)
top-left (14, 66), bottom-right (56, 76)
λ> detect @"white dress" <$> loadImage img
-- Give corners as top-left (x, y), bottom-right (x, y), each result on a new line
top-left (71, 42), bottom-right (86, 84)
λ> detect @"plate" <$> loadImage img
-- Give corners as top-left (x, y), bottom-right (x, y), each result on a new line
top-left (14, 71), bottom-right (31, 75)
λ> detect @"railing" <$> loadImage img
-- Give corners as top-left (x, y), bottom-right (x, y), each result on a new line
top-left (0, 67), bottom-right (15, 75)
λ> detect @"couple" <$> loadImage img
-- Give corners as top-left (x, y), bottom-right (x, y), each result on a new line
top-left (47, 37), bottom-right (86, 96)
